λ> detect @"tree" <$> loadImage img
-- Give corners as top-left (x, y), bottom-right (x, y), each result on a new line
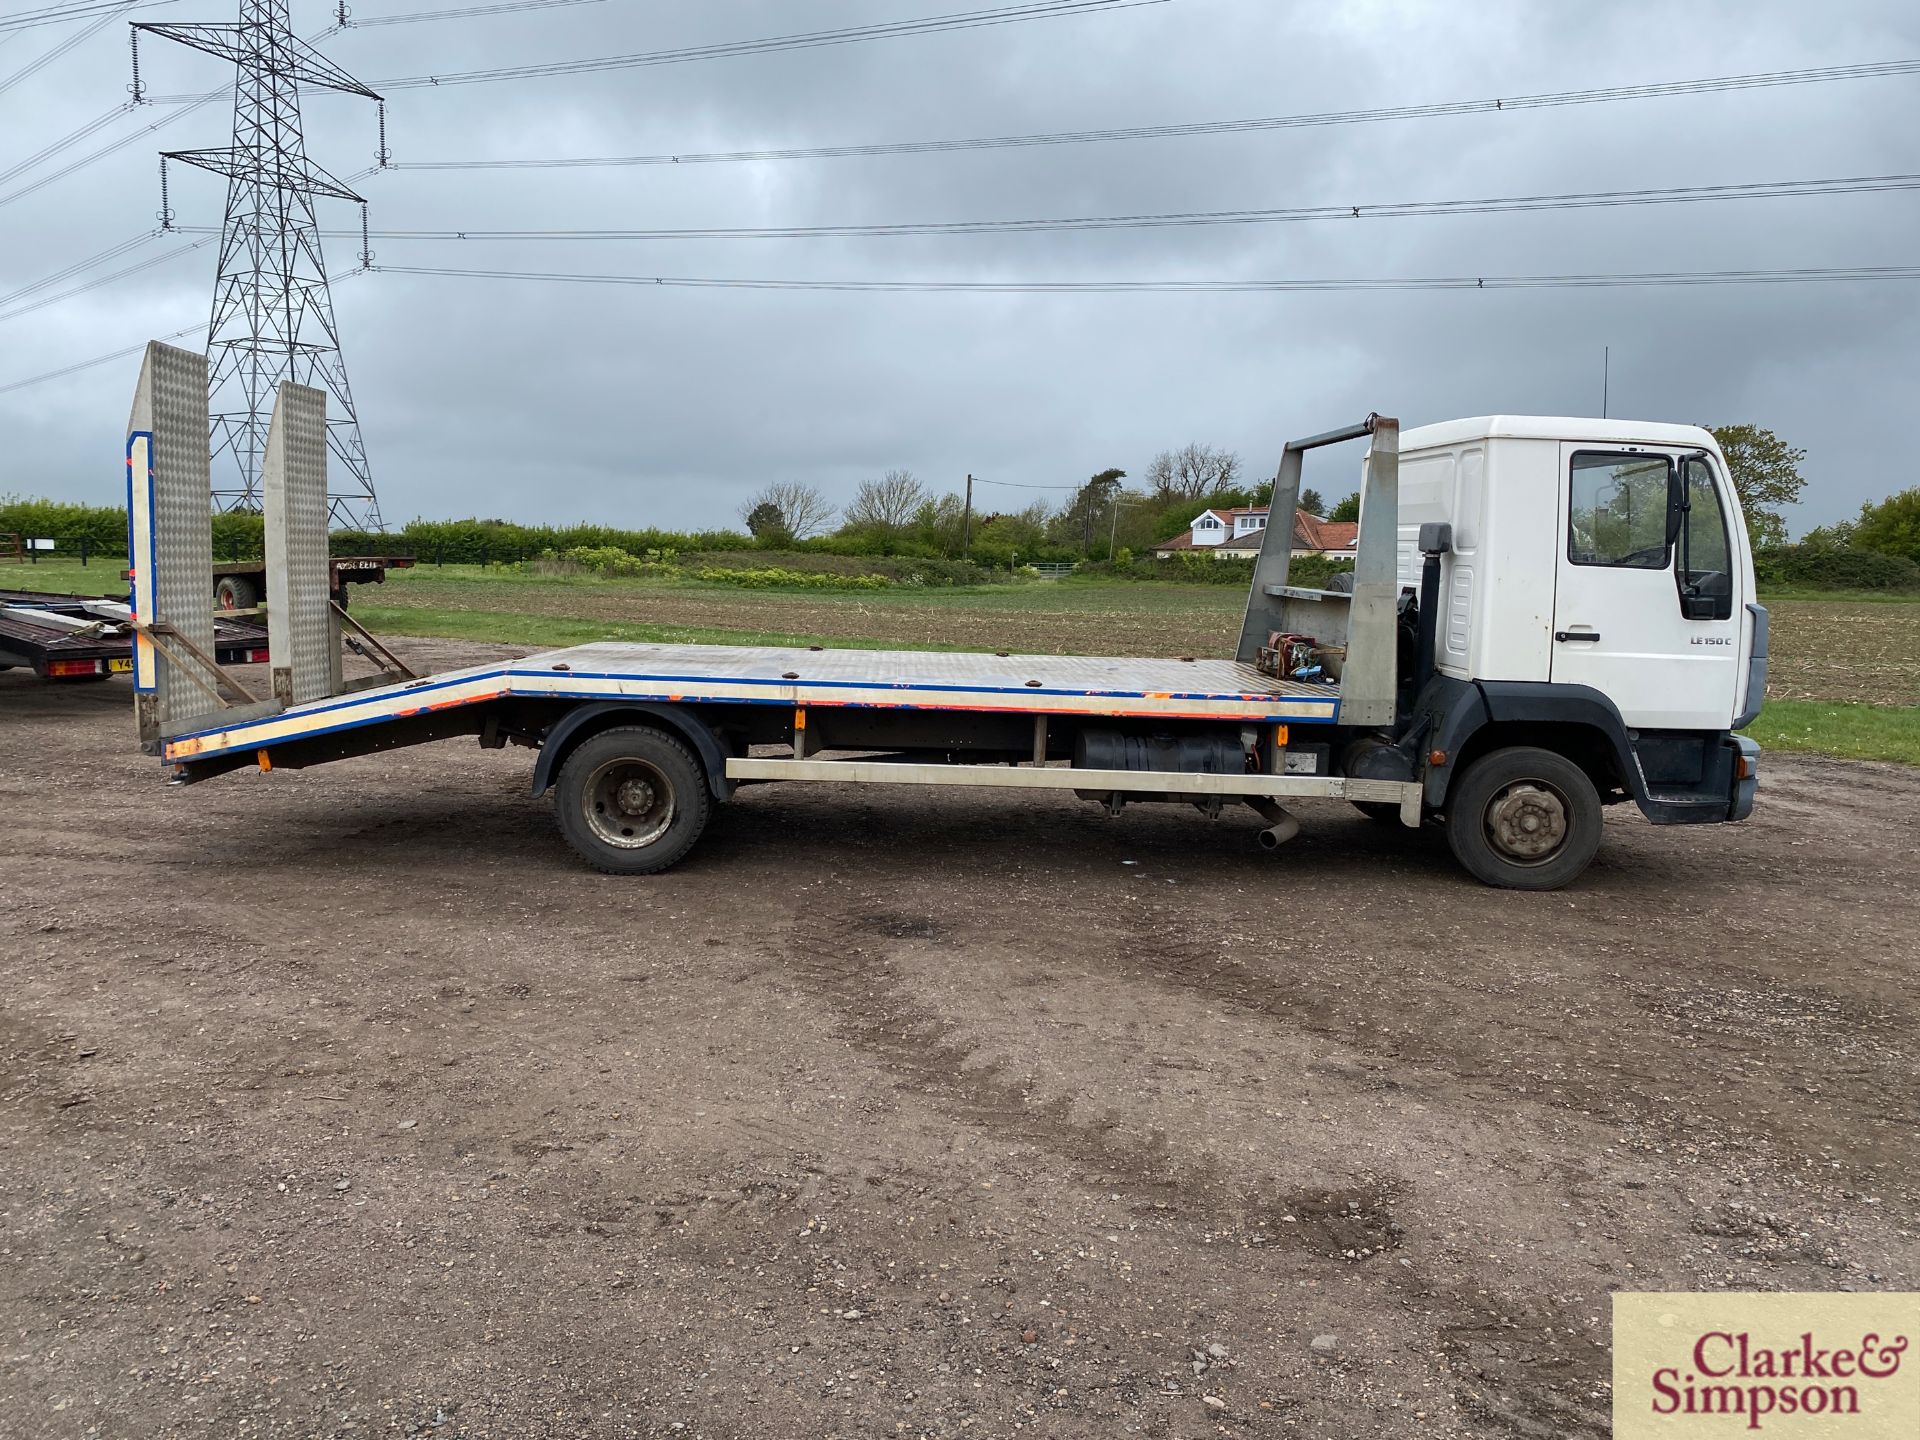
top-left (970, 502), bottom-right (1053, 564)
top-left (743, 500), bottom-right (790, 544)
top-left (1299, 487), bottom-right (1326, 517)
top-left (1049, 467), bottom-right (1127, 554)
top-left (910, 493), bottom-right (970, 556)
top-left (1329, 491), bottom-right (1361, 523)
top-left (1145, 443), bottom-right (1241, 502)
top-left (739, 480), bottom-right (836, 541)
top-left (1797, 520), bottom-right (1856, 551)
top-left (1709, 425), bottom-right (1806, 548)
top-left (844, 470), bottom-right (927, 550)
top-left (1852, 488), bottom-right (1920, 563)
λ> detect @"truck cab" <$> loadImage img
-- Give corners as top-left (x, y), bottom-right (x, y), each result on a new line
top-left (1386, 417), bottom-right (1765, 881)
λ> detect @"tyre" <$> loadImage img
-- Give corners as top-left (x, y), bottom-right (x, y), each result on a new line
top-left (1351, 800), bottom-right (1403, 825)
top-left (1444, 745), bottom-right (1603, 890)
top-left (214, 574), bottom-right (258, 611)
top-left (554, 725), bottom-right (711, 875)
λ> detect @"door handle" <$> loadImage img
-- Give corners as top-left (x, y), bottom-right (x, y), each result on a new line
top-left (1555, 631), bottom-right (1601, 643)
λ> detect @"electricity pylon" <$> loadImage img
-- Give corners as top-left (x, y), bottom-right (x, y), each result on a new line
top-left (134, 1), bottom-right (384, 528)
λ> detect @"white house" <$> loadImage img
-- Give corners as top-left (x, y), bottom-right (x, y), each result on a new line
top-left (1151, 506), bottom-right (1358, 560)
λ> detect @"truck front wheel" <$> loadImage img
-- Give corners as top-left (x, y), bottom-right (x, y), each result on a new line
top-left (554, 725), bottom-right (711, 874)
top-left (1445, 746), bottom-right (1602, 890)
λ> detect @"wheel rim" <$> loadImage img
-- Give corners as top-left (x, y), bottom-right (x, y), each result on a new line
top-left (1481, 780), bottom-right (1570, 865)
top-left (583, 757), bottom-right (676, 849)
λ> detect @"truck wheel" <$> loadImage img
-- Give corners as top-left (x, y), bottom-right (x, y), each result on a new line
top-left (214, 575), bottom-right (258, 611)
top-left (554, 725), bottom-right (710, 875)
top-left (1445, 746), bottom-right (1602, 890)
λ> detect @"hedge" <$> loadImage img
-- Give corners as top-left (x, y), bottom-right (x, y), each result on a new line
top-left (1753, 545), bottom-right (1920, 592)
top-left (681, 550), bottom-right (992, 587)
top-left (691, 567), bottom-right (891, 590)
top-left (1077, 552), bottom-right (1354, 588)
top-left (0, 496), bottom-right (134, 552)
top-left (330, 518), bottom-right (752, 564)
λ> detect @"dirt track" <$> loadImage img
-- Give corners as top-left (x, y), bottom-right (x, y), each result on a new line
top-left (2, 640), bottom-right (1916, 1440)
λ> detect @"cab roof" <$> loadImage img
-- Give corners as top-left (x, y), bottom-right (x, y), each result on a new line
top-left (1401, 415), bottom-right (1717, 452)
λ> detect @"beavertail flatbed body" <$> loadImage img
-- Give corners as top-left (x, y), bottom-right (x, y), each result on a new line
top-left (163, 641), bottom-right (1343, 767)
top-left (124, 357), bottom-right (1764, 889)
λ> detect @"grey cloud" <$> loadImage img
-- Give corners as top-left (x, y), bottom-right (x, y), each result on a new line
top-left (3, 0), bottom-right (1917, 532)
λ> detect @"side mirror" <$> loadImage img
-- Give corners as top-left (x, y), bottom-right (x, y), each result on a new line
top-left (1664, 466), bottom-right (1689, 548)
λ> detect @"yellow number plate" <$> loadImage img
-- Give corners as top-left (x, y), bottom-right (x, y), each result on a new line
top-left (107, 657), bottom-right (134, 674)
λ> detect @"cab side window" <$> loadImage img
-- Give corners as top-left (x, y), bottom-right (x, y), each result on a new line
top-left (1678, 457), bottom-right (1735, 620)
top-left (1568, 453), bottom-right (1673, 569)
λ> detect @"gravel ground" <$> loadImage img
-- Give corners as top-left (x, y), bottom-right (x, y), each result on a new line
top-left (2, 640), bottom-right (1915, 1439)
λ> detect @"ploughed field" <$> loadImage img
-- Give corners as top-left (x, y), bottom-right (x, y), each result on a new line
top-left (2, 640), bottom-right (1915, 1439)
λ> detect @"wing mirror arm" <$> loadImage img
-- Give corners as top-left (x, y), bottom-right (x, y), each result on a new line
top-left (1665, 455), bottom-right (1696, 550)
top-left (1670, 451), bottom-right (1718, 599)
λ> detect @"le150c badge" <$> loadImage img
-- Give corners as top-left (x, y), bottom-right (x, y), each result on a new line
top-left (1692, 636), bottom-right (1735, 646)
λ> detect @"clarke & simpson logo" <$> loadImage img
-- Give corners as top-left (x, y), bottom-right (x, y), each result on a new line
top-left (1614, 1293), bottom-right (1918, 1437)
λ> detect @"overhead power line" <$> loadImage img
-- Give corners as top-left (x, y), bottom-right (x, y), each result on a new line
top-left (0, 228), bottom-right (163, 307)
top-left (0, 0), bottom-right (174, 34)
top-left (144, 0), bottom-right (1167, 97)
top-left (0, 21), bottom-right (343, 205)
top-left (0, 15), bottom-right (370, 203)
top-left (368, 262), bottom-right (1920, 294)
top-left (0, 89), bottom-right (220, 207)
top-left (0, 260), bottom-right (1906, 401)
top-left (0, 101), bottom-right (143, 186)
top-left (0, 4), bottom-right (127, 92)
top-left (381, 59), bottom-right (1920, 171)
top-left (973, 476), bottom-right (1084, 490)
top-left (0, 322), bottom-right (207, 396)
top-left (0, 267), bottom-right (363, 397)
top-left (382, 0), bottom-right (1167, 92)
top-left (265, 170), bottom-right (1920, 245)
top-left (0, 237), bottom-right (212, 325)
top-left (346, 0), bottom-right (609, 24)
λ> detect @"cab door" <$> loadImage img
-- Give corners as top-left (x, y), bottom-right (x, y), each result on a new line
top-left (1551, 444), bottom-right (1742, 731)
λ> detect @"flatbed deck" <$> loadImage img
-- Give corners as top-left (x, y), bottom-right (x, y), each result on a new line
top-left (161, 641), bottom-right (1342, 764)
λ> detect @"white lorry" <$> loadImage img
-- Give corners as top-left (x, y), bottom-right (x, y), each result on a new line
top-left (124, 344), bottom-right (1762, 890)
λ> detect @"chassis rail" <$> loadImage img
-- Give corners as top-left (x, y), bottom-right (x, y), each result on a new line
top-left (728, 757), bottom-right (1424, 823)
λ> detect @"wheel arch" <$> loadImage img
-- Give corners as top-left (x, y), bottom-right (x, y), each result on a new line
top-left (1426, 680), bottom-right (1645, 811)
top-left (531, 701), bottom-right (734, 801)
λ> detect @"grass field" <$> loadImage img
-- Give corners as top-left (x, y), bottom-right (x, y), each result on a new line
top-left (1742, 699), bottom-right (1920, 766)
top-left (10, 556), bottom-right (1916, 762)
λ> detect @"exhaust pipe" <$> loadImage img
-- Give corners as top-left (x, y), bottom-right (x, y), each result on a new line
top-left (1245, 796), bottom-right (1300, 850)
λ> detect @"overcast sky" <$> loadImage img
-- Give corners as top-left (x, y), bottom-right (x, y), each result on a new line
top-left (3, 0), bottom-right (1917, 533)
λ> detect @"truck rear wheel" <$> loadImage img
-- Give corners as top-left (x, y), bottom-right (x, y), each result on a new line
top-left (554, 725), bottom-right (710, 874)
top-left (1445, 746), bottom-right (1602, 890)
